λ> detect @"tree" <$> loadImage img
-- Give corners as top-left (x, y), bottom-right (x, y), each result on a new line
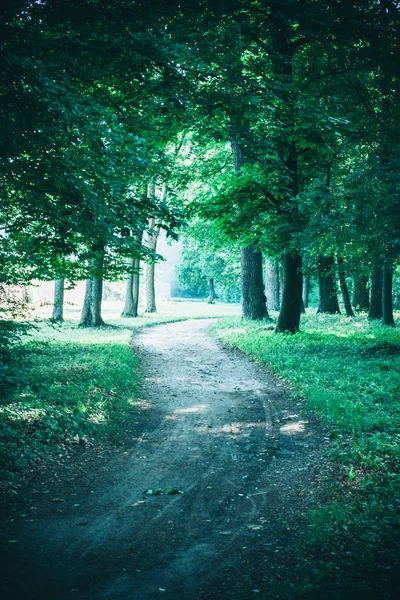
top-left (51, 280), bottom-right (65, 322)
top-left (317, 257), bottom-right (340, 314)
top-left (265, 259), bottom-right (280, 311)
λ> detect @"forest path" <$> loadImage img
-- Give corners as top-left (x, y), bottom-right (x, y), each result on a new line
top-left (1, 319), bottom-right (328, 600)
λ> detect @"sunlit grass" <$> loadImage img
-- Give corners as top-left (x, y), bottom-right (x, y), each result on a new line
top-left (0, 300), bottom-right (241, 480)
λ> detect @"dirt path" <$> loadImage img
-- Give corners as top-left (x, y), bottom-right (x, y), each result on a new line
top-left (1, 320), bottom-right (329, 600)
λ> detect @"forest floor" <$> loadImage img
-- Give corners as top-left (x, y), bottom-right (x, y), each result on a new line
top-left (0, 319), bottom-right (333, 600)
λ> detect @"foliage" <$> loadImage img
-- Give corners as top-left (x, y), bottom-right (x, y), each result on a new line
top-left (175, 222), bottom-right (241, 301)
top-left (0, 285), bottom-right (32, 399)
top-left (214, 312), bottom-right (400, 598)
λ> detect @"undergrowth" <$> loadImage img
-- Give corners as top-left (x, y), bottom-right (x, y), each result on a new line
top-left (214, 311), bottom-right (400, 599)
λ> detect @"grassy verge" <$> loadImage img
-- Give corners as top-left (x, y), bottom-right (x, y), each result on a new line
top-left (0, 301), bottom-right (240, 484)
top-left (214, 311), bottom-right (400, 599)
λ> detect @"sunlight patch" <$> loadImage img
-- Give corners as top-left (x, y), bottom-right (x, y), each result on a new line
top-left (280, 420), bottom-right (307, 434)
top-left (173, 404), bottom-right (209, 414)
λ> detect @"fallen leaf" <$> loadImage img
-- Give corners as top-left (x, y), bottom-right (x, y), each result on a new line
top-left (144, 487), bottom-right (183, 496)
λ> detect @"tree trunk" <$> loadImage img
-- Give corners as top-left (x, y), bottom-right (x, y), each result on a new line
top-left (276, 253), bottom-right (302, 333)
top-left (121, 256), bottom-right (141, 318)
top-left (369, 269), bottom-right (383, 320)
top-left (231, 139), bottom-right (268, 321)
top-left (132, 257), bottom-right (140, 315)
top-left (91, 279), bottom-right (104, 326)
top-left (317, 256), bottom-right (340, 314)
top-left (337, 257), bottom-right (354, 317)
top-left (79, 280), bottom-right (93, 327)
top-left (51, 279), bottom-right (64, 321)
top-left (145, 204), bottom-right (160, 313)
top-left (302, 275), bottom-right (310, 309)
top-left (352, 275), bottom-right (369, 311)
top-left (265, 259), bottom-right (280, 311)
top-left (122, 260), bottom-right (135, 317)
top-left (241, 247), bottom-right (268, 320)
top-left (79, 247), bottom-right (105, 327)
top-left (145, 262), bottom-right (157, 313)
top-left (209, 277), bottom-right (216, 302)
top-left (382, 265), bottom-right (395, 326)
top-left (122, 229), bottom-right (143, 318)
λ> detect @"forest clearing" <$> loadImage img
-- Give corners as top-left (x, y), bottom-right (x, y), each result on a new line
top-left (1, 0), bottom-right (400, 598)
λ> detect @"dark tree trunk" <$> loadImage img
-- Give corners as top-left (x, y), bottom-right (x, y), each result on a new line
top-left (91, 279), bottom-right (104, 326)
top-left (302, 275), bottom-right (310, 309)
top-left (231, 139), bottom-right (268, 321)
top-left (265, 259), bottom-right (280, 311)
top-left (317, 256), bottom-right (340, 314)
top-left (353, 276), bottom-right (369, 311)
top-left (132, 257), bottom-right (140, 315)
top-left (382, 265), bottom-right (395, 326)
top-left (231, 139), bottom-right (245, 171)
top-left (51, 279), bottom-right (64, 321)
top-left (79, 247), bottom-right (105, 327)
top-left (369, 269), bottom-right (383, 320)
top-left (241, 247), bottom-right (268, 320)
top-left (209, 278), bottom-right (216, 302)
top-left (337, 257), bottom-right (354, 317)
top-left (276, 253), bottom-right (303, 333)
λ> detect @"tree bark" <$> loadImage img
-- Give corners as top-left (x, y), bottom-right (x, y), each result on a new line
top-left (209, 277), bottom-right (216, 302)
top-left (122, 229), bottom-right (143, 318)
top-left (145, 200), bottom-right (160, 314)
top-left (91, 279), bottom-right (104, 326)
top-left (276, 253), bottom-right (302, 333)
top-left (302, 275), bottom-right (310, 309)
top-left (337, 257), bottom-right (354, 317)
top-left (132, 257), bottom-right (140, 315)
top-left (382, 265), bottom-right (395, 326)
top-left (145, 261), bottom-right (157, 313)
top-left (79, 280), bottom-right (93, 327)
top-left (241, 247), bottom-right (268, 320)
top-left (265, 259), bottom-right (280, 311)
top-left (317, 256), bottom-right (340, 314)
top-left (352, 275), bottom-right (369, 311)
top-left (122, 259), bottom-right (135, 317)
top-left (79, 247), bottom-right (105, 327)
top-left (51, 279), bottom-right (64, 321)
top-left (369, 269), bottom-right (383, 320)
top-left (231, 139), bottom-right (268, 321)
top-left (121, 256), bottom-right (141, 318)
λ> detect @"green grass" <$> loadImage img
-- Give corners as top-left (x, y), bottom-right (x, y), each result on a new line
top-left (0, 300), bottom-right (241, 482)
top-left (214, 311), bottom-right (400, 599)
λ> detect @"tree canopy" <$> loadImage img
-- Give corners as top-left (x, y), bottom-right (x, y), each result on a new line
top-left (1, 0), bottom-right (399, 330)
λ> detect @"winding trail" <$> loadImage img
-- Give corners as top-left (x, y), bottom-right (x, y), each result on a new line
top-left (1, 319), bottom-right (328, 599)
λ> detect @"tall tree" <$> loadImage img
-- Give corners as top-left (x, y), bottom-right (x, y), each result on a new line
top-left (51, 279), bottom-right (65, 322)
